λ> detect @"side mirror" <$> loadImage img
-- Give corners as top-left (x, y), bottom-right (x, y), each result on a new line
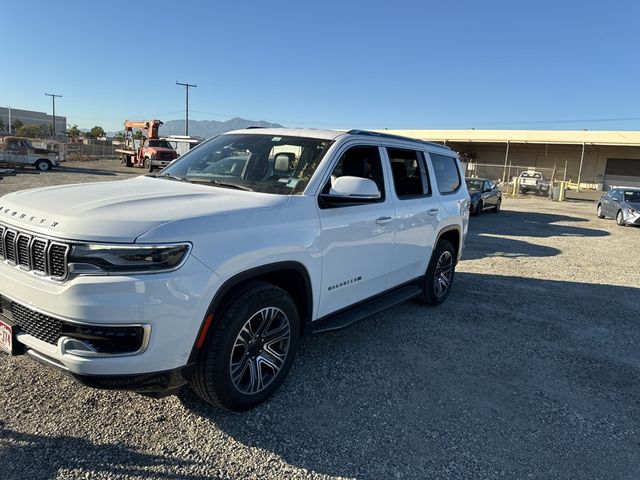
top-left (319, 176), bottom-right (381, 207)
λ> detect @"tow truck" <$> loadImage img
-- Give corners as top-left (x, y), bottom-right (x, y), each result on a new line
top-left (115, 120), bottom-right (178, 172)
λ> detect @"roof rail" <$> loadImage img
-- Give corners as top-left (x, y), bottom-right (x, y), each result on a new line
top-left (346, 129), bottom-right (451, 150)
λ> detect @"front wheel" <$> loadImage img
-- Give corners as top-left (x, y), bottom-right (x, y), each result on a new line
top-left (191, 282), bottom-right (300, 411)
top-left (145, 158), bottom-right (154, 172)
top-left (418, 239), bottom-right (456, 306)
top-left (34, 159), bottom-right (52, 171)
top-left (597, 204), bottom-right (605, 218)
top-left (616, 210), bottom-right (626, 226)
top-left (472, 200), bottom-right (482, 216)
top-left (493, 198), bottom-right (501, 213)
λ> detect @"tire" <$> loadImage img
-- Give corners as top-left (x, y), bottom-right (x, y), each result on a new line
top-left (418, 239), bottom-right (456, 306)
top-left (493, 198), bottom-right (501, 213)
top-left (519, 187), bottom-right (526, 195)
top-left (472, 200), bottom-right (482, 216)
top-left (616, 210), bottom-right (626, 226)
top-left (124, 155), bottom-right (133, 167)
top-left (597, 204), bottom-right (605, 218)
top-left (191, 282), bottom-right (300, 411)
top-left (34, 159), bottom-right (52, 171)
top-left (145, 158), bottom-right (154, 172)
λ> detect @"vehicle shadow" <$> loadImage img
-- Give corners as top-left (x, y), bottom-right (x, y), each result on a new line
top-left (463, 208), bottom-right (609, 260)
top-left (0, 421), bottom-right (213, 479)
top-left (179, 274), bottom-right (640, 479)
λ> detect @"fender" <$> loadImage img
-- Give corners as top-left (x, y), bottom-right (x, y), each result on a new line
top-left (187, 261), bottom-right (313, 363)
top-left (435, 224), bottom-right (463, 262)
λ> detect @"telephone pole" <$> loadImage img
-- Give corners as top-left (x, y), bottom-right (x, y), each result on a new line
top-left (176, 81), bottom-right (196, 136)
top-left (45, 92), bottom-right (62, 138)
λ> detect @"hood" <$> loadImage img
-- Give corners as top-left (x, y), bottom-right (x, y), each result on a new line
top-left (0, 176), bottom-right (287, 243)
top-left (147, 147), bottom-right (176, 153)
top-left (33, 148), bottom-right (57, 156)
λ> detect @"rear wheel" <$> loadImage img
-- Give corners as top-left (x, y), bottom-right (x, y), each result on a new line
top-left (418, 239), bottom-right (456, 306)
top-left (616, 210), bottom-right (626, 226)
top-left (191, 282), bottom-right (300, 411)
top-left (597, 204), bottom-right (605, 218)
top-left (493, 198), bottom-right (501, 213)
top-left (124, 155), bottom-right (133, 167)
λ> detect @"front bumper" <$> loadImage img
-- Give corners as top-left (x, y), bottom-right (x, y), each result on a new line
top-left (0, 254), bottom-right (220, 379)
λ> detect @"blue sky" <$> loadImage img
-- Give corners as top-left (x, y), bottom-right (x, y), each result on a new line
top-left (2, 0), bottom-right (639, 132)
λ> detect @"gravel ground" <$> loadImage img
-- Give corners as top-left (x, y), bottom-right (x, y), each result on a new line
top-left (1, 161), bottom-right (640, 479)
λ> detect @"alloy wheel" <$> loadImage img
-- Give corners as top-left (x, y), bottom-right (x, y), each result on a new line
top-left (434, 251), bottom-right (454, 298)
top-left (230, 306), bottom-right (291, 395)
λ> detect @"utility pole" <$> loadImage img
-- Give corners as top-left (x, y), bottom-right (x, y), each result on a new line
top-left (7, 106), bottom-right (11, 134)
top-left (45, 92), bottom-right (62, 138)
top-left (176, 81), bottom-right (196, 136)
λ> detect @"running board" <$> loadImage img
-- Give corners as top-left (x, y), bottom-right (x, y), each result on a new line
top-left (312, 284), bottom-right (422, 334)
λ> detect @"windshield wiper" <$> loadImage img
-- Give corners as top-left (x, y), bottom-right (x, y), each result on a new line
top-left (190, 179), bottom-right (253, 191)
top-left (156, 173), bottom-right (190, 182)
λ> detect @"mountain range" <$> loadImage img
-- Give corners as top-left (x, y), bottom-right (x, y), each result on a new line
top-left (158, 117), bottom-right (284, 138)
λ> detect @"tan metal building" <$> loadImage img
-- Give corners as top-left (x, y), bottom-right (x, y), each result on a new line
top-left (385, 130), bottom-right (640, 190)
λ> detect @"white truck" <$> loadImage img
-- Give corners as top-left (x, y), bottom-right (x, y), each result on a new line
top-left (0, 128), bottom-right (469, 411)
top-left (1, 136), bottom-right (60, 171)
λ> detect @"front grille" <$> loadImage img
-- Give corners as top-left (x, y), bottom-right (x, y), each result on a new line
top-left (11, 301), bottom-right (62, 345)
top-left (0, 223), bottom-right (70, 279)
top-left (3, 297), bottom-right (145, 353)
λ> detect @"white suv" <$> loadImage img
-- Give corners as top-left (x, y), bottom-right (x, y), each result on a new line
top-left (0, 129), bottom-right (469, 411)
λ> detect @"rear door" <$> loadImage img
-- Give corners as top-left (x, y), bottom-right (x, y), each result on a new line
top-left (384, 146), bottom-right (438, 285)
top-left (316, 144), bottom-right (396, 318)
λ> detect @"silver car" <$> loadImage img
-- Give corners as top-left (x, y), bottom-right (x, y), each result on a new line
top-left (597, 187), bottom-right (640, 226)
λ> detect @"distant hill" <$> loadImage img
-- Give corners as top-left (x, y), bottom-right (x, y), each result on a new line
top-left (158, 117), bottom-right (284, 138)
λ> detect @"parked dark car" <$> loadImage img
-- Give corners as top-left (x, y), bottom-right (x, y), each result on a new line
top-left (597, 187), bottom-right (640, 226)
top-left (465, 177), bottom-right (502, 216)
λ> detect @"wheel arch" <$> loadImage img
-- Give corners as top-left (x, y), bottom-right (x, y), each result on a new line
top-left (188, 261), bottom-right (313, 363)
top-left (436, 225), bottom-right (462, 263)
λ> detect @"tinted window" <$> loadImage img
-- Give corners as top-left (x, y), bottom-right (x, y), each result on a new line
top-left (430, 153), bottom-right (461, 194)
top-left (387, 148), bottom-right (429, 198)
top-left (323, 146), bottom-right (385, 201)
top-left (624, 190), bottom-right (640, 202)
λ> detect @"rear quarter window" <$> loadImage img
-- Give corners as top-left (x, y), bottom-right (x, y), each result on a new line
top-left (430, 153), bottom-right (461, 194)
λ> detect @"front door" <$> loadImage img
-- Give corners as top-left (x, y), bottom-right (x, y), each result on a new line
top-left (316, 145), bottom-right (395, 318)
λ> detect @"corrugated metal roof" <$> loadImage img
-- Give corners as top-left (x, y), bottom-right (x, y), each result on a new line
top-left (382, 129), bottom-right (640, 146)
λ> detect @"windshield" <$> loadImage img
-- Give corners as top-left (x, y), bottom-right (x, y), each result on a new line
top-left (465, 178), bottom-right (483, 191)
top-left (160, 133), bottom-right (333, 195)
top-left (624, 190), bottom-right (640, 203)
top-left (148, 140), bottom-right (174, 149)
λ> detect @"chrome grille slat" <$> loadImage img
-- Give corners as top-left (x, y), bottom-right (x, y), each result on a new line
top-left (0, 222), bottom-right (69, 280)
top-left (0, 225), bottom-right (5, 259)
top-left (4, 230), bottom-right (16, 264)
top-left (16, 233), bottom-right (32, 269)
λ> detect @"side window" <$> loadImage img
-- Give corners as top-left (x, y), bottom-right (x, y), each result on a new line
top-left (430, 153), bottom-right (461, 194)
top-left (386, 148), bottom-right (430, 198)
top-left (323, 146), bottom-right (385, 201)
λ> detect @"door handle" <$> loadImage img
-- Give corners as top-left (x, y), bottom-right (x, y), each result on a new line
top-left (428, 208), bottom-right (439, 216)
top-left (375, 216), bottom-right (393, 225)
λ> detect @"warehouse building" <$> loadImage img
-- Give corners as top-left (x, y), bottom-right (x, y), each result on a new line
top-left (0, 106), bottom-right (66, 138)
top-left (387, 130), bottom-right (640, 190)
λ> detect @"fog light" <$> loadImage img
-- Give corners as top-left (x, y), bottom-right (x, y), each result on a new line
top-left (60, 324), bottom-right (146, 354)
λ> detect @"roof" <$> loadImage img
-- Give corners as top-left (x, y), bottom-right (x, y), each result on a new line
top-left (382, 129), bottom-right (640, 147)
top-left (228, 128), bottom-right (345, 141)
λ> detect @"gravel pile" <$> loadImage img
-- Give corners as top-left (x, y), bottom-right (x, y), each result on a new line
top-left (1, 163), bottom-right (639, 479)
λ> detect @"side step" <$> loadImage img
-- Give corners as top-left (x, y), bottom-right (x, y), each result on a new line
top-left (312, 284), bottom-right (422, 334)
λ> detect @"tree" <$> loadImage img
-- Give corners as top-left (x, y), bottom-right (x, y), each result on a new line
top-left (132, 129), bottom-right (144, 140)
top-left (66, 124), bottom-right (82, 138)
top-left (0, 118), bottom-right (5, 133)
top-left (16, 124), bottom-right (43, 138)
top-left (12, 119), bottom-right (23, 131)
top-left (114, 131), bottom-right (125, 141)
top-left (87, 126), bottom-right (106, 139)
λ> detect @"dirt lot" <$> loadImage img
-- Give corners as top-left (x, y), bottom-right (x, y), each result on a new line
top-left (1, 161), bottom-right (639, 479)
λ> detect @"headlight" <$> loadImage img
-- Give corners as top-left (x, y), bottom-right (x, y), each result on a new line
top-left (68, 243), bottom-right (190, 274)
top-left (629, 207), bottom-right (637, 214)
top-left (149, 153), bottom-right (157, 159)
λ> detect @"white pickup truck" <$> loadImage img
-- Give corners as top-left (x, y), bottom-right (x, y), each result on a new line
top-left (1, 136), bottom-right (60, 171)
